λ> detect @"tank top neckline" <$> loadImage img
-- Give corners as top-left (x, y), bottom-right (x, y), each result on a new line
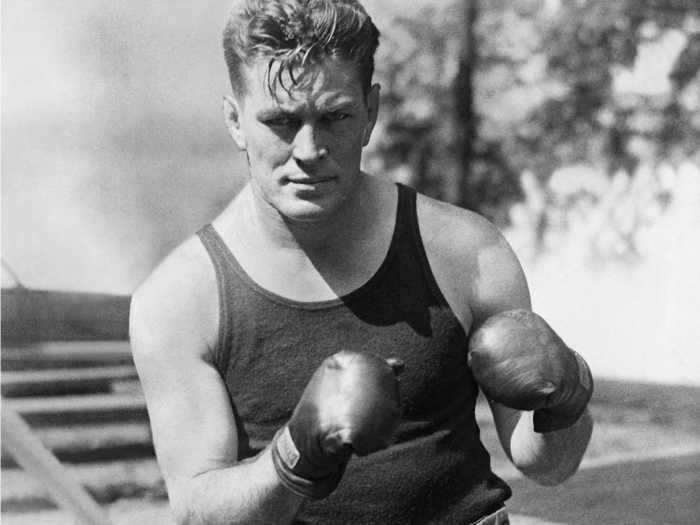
top-left (203, 183), bottom-right (409, 311)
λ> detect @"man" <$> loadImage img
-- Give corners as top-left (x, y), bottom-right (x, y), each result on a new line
top-left (129, 1), bottom-right (594, 523)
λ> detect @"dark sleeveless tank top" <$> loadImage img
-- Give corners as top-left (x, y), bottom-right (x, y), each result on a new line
top-left (197, 184), bottom-right (510, 524)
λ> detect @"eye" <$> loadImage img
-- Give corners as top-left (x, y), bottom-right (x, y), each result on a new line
top-left (263, 116), bottom-right (299, 128)
top-left (324, 111), bottom-right (350, 122)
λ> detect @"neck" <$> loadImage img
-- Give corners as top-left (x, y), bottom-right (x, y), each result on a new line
top-left (213, 175), bottom-right (396, 301)
top-left (237, 175), bottom-right (374, 253)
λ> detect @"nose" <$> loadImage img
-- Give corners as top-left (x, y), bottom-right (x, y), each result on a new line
top-left (292, 123), bottom-right (327, 163)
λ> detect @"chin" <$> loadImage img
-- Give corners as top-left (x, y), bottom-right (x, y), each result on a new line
top-left (277, 183), bottom-right (352, 222)
top-left (280, 192), bottom-right (350, 222)
top-left (279, 200), bottom-right (337, 223)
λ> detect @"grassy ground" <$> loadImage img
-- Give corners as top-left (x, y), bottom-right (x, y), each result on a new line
top-left (479, 379), bottom-right (700, 479)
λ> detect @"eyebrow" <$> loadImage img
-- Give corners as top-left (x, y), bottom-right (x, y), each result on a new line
top-left (256, 108), bottom-right (297, 120)
top-left (316, 94), bottom-right (361, 112)
top-left (320, 100), bottom-right (359, 112)
top-left (256, 98), bottom-right (360, 119)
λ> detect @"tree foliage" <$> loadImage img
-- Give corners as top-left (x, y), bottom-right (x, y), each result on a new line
top-left (366, 0), bottom-right (700, 230)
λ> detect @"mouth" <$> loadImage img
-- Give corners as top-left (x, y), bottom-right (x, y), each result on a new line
top-left (284, 175), bottom-right (336, 185)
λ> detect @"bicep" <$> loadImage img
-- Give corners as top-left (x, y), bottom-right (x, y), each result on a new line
top-left (418, 200), bottom-right (533, 455)
top-left (419, 199), bottom-right (531, 329)
top-left (129, 290), bottom-right (238, 494)
top-left (466, 224), bottom-right (532, 452)
top-left (137, 347), bottom-right (238, 482)
top-left (470, 230), bottom-right (531, 324)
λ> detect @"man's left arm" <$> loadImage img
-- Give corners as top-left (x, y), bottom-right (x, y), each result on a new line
top-left (418, 196), bottom-right (593, 485)
top-left (457, 215), bottom-right (593, 485)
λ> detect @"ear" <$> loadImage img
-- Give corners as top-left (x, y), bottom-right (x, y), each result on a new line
top-left (362, 83), bottom-right (381, 147)
top-left (223, 95), bottom-right (247, 150)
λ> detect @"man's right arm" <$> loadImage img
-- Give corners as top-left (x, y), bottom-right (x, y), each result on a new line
top-left (129, 242), bottom-right (304, 525)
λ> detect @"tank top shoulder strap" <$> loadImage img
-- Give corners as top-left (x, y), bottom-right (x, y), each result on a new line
top-left (394, 183), bottom-right (451, 308)
top-left (196, 224), bottom-right (237, 372)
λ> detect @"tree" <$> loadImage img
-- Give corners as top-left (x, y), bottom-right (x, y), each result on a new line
top-left (367, 0), bottom-right (700, 231)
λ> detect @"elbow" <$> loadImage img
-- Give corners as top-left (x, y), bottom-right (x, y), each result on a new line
top-left (168, 482), bottom-right (205, 525)
top-left (513, 411), bottom-right (593, 486)
top-left (514, 447), bottom-right (584, 485)
top-left (170, 495), bottom-right (197, 525)
top-left (173, 510), bottom-right (194, 525)
top-left (520, 461), bottom-right (580, 486)
top-left (513, 451), bottom-right (581, 485)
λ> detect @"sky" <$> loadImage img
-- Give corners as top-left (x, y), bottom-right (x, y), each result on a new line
top-left (2, 1), bottom-right (243, 292)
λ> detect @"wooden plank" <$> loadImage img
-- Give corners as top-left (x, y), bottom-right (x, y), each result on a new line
top-left (5, 394), bottom-right (148, 426)
top-left (1, 457), bottom-right (164, 512)
top-left (1, 342), bottom-right (133, 371)
top-left (1, 422), bottom-right (155, 468)
top-left (1, 405), bottom-right (114, 524)
top-left (2, 366), bottom-right (139, 397)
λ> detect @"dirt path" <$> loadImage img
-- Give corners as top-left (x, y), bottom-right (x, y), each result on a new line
top-left (508, 452), bottom-right (700, 524)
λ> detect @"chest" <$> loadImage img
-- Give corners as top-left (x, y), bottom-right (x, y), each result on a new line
top-left (220, 293), bottom-right (477, 441)
top-left (220, 206), bottom-right (395, 302)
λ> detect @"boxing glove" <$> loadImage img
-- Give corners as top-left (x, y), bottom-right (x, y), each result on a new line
top-left (468, 309), bottom-right (593, 433)
top-left (271, 351), bottom-right (403, 499)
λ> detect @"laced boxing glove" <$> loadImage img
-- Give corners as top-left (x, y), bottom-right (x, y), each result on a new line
top-left (468, 309), bottom-right (593, 433)
top-left (271, 351), bottom-right (403, 499)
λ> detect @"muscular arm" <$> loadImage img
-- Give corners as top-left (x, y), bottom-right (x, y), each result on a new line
top-left (468, 222), bottom-right (593, 485)
top-left (129, 242), bottom-right (303, 525)
top-left (419, 196), bottom-right (592, 485)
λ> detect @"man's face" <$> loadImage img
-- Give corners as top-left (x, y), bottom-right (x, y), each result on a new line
top-left (225, 57), bottom-right (379, 222)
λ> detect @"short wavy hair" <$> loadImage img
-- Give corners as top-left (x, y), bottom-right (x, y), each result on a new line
top-left (222, 0), bottom-right (380, 96)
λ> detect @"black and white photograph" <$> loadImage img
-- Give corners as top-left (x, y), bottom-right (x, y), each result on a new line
top-left (2, 1), bottom-right (699, 523)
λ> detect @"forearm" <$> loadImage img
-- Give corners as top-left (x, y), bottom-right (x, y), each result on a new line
top-left (169, 447), bottom-right (304, 525)
top-left (500, 404), bottom-right (593, 485)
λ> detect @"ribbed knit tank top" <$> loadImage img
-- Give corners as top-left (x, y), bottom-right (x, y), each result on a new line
top-left (197, 184), bottom-right (510, 524)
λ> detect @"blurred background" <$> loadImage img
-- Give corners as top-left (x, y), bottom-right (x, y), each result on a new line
top-left (2, 0), bottom-right (699, 523)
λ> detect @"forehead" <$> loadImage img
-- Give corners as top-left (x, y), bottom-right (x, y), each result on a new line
top-left (237, 57), bottom-right (366, 111)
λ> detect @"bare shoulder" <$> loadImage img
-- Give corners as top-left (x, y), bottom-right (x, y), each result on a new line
top-left (416, 192), bottom-right (506, 252)
top-left (415, 192), bottom-right (531, 327)
top-left (129, 235), bottom-right (240, 486)
top-left (129, 234), bottom-right (218, 363)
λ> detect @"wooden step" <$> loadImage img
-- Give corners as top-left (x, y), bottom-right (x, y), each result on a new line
top-left (2, 366), bottom-right (139, 397)
top-left (1, 458), bottom-right (165, 512)
top-left (1, 422), bottom-right (155, 468)
top-left (1, 341), bottom-right (134, 371)
top-left (4, 394), bottom-right (148, 426)
top-left (0, 498), bottom-right (172, 525)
